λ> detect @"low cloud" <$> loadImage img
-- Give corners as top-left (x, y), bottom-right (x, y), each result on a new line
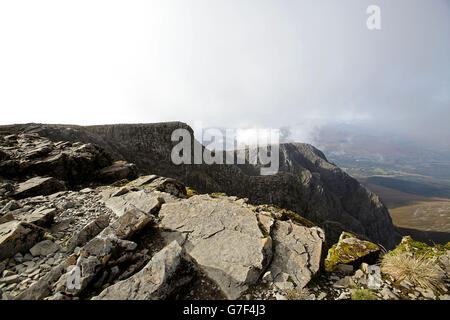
top-left (0, 0), bottom-right (448, 148)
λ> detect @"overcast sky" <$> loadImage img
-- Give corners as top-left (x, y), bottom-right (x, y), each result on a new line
top-left (0, 0), bottom-right (449, 146)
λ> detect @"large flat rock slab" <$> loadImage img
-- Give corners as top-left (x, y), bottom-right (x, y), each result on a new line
top-left (159, 195), bottom-right (272, 299)
top-left (101, 189), bottom-right (164, 217)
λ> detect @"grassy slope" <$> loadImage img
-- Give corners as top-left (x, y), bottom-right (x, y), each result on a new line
top-left (360, 179), bottom-right (450, 245)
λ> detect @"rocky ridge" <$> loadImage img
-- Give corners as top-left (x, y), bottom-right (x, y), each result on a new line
top-left (0, 129), bottom-right (447, 301)
top-left (0, 123), bottom-right (401, 249)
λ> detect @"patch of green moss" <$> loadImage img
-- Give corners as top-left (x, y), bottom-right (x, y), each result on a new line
top-left (278, 209), bottom-right (316, 228)
top-left (324, 234), bottom-right (380, 272)
top-left (386, 236), bottom-right (450, 259)
top-left (142, 182), bottom-right (156, 190)
top-left (324, 245), bottom-right (338, 272)
top-left (124, 178), bottom-right (139, 187)
top-left (43, 232), bottom-right (56, 241)
top-left (351, 289), bottom-right (378, 300)
top-left (255, 204), bottom-right (316, 228)
top-left (210, 192), bottom-right (227, 198)
top-left (340, 232), bottom-right (357, 240)
top-left (185, 187), bottom-right (199, 198)
top-left (60, 234), bottom-right (73, 244)
top-left (287, 278), bottom-right (297, 287)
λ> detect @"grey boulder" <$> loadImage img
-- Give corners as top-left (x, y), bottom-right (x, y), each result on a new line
top-left (17, 207), bottom-right (57, 227)
top-left (98, 162), bottom-right (138, 183)
top-left (13, 177), bottom-right (66, 199)
top-left (0, 221), bottom-right (44, 260)
top-left (269, 219), bottom-right (325, 289)
top-left (29, 240), bottom-right (61, 257)
top-left (101, 189), bottom-right (164, 217)
top-left (93, 241), bottom-right (189, 300)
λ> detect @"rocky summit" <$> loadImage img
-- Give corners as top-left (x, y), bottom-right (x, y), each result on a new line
top-left (0, 124), bottom-right (448, 301)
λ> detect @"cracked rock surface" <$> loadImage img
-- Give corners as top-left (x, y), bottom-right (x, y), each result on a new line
top-left (159, 194), bottom-right (324, 299)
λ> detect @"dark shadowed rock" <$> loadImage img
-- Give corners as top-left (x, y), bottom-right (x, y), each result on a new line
top-left (1, 200), bottom-right (20, 213)
top-left (98, 162), bottom-right (138, 183)
top-left (92, 241), bottom-right (189, 300)
top-left (0, 149), bottom-right (9, 161)
top-left (145, 177), bottom-right (187, 198)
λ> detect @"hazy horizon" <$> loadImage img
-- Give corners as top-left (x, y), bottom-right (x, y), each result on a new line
top-left (1, 0), bottom-right (449, 148)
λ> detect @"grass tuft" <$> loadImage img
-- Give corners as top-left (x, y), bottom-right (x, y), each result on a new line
top-left (284, 287), bottom-right (313, 300)
top-left (380, 252), bottom-right (444, 290)
top-left (351, 289), bottom-right (378, 300)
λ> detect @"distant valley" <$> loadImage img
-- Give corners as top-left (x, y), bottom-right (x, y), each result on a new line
top-left (315, 124), bottom-right (450, 245)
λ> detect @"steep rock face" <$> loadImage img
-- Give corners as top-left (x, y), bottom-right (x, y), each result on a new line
top-left (0, 123), bottom-right (400, 248)
top-left (277, 143), bottom-right (397, 249)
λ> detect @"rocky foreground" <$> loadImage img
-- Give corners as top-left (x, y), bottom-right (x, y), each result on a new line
top-left (0, 132), bottom-right (449, 300)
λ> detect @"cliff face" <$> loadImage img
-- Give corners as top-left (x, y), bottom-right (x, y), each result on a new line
top-left (0, 122), bottom-right (401, 248)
